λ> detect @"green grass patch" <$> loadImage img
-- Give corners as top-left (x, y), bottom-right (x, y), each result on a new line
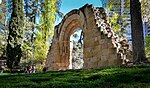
top-left (0, 66), bottom-right (150, 88)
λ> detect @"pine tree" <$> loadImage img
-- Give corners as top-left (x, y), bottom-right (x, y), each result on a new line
top-left (6, 0), bottom-right (24, 69)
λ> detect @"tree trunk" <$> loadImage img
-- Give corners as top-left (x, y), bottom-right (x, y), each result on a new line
top-left (130, 0), bottom-right (146, 63)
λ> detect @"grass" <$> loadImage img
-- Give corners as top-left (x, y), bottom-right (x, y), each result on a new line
top-left (0, 66), bottom-right (150, 88)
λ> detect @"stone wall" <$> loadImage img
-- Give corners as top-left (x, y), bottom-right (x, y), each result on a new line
top-left (45, 4), bottom-right (132, 71)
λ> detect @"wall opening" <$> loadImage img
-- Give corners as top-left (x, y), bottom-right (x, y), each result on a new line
top-left (69, 29), bottom-right (84, 69)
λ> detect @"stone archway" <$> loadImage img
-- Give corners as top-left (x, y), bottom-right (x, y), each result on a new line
top-left (70, 29), bottom-right (84, 69)
top-left (45, 4), bottom-right (132, 71)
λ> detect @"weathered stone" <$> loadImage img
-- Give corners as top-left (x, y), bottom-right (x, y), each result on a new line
top-left (45, 4), bottom-right (132, 71)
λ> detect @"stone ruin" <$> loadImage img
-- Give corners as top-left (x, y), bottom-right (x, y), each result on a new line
top-left (45, 4), bottom-right (132, 71)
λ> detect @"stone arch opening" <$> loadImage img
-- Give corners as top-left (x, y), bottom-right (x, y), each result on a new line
top-left (58, 13), bottom-right (85, 70)
top-left (70, 29), bottom-right (84, 69)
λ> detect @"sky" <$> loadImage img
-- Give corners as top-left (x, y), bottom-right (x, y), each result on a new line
top-left (55, 0), bottom-right (102, 25)
top-left (60, 0), bottom-right (102, 15)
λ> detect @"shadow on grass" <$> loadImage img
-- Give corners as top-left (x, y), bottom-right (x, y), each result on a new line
top-left (0, 66), bottom-right (150, 88)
